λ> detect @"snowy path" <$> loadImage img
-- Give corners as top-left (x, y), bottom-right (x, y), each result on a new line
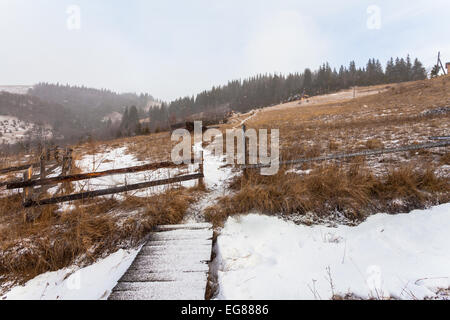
top-left (108, 223), bottom-right (213, 300)
top-left (109, 140), bottom-right (231, 300)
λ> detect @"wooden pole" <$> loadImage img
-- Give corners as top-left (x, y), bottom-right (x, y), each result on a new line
top-left (39, 154), bottom-right (47, 194)
top-left (438, 52), bottom-right (447, 75)
top-left (22, 166), bottom-right (34, 222)
top-left (22, 166), bottom-right (33, 204)
top-left (62, 149), bottom-right (73, 193)
top-left (40, 155), bottom-right (46, 180)
top-left (242, 124), bottom-right (248, 178)
top-left (54, 147), bottom-right (59, 162)
top-left (198, 149), bottom-right (205, 188)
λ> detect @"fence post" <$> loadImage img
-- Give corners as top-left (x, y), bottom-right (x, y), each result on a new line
top-left (22, 166), bottom-right (35, 222)
top-left (198, 149), bottom-right (205, 188)
top-left (242, 124), bottom-right (249, 179)
top-left (39, 153), bottom-right (47, 194)
top-left (67, 149), bottom-right (73, 173)
top-left (40, 154), bottom-right (46, 180)
top-left (22, 166), bottom-right (33, 204)
top-left (61, 152), bottom-right (68, 176)
top-left (61, 148), bottom-right (73, 193)
top-left (54, 147), bottom-right (59, 162)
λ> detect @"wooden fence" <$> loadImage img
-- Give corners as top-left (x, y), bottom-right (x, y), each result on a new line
top-left (1, 147), bottom-right (204, 209)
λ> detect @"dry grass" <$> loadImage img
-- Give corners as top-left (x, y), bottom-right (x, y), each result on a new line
top-left (0, 126), bottom-right (203, 290)
top-left (242, 76), bottom-right (450, 174)
top-left (73, 132), bottom-right (175, 163)
top-left (441, 152), bottom-right (450, 165)
top-left (204, 77), bottom-right (450, 226)
top-left (365, 139), bottom-right (384, 150)
top-left (205, 164), bottom-right (449, 227)
top-left (0, 186), bottom-right (200, 289)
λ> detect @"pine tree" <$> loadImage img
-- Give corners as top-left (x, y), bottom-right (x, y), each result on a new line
top-left (303, 69), bottom-right (312, 95)
top-left (412, 59), bottom-right (427, 80)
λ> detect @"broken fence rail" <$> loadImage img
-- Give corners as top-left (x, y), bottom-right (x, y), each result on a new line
top-left (0, 161), bottom-right (58, 175)
top-left (242, 140), bottom-right (450, 170)
top-left (0, 147), bottom-right (67, 175)
top-left (0, 162), bottom-right (61, 188)
top-left (23, 173), bottom-right (204, 208)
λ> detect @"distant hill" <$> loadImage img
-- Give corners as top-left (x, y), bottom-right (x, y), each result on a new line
top-left (28, 83), bottom-right (156, 129)
top-left (0, 85), bottom-right (33, 95)
top-left (0, 91), bottom-right (82, 142)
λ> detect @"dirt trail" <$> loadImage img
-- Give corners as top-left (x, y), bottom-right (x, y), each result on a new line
top-left (227, 83), bottom-right (394, 127)
top-left (265, 84), bottom-right (392, 112)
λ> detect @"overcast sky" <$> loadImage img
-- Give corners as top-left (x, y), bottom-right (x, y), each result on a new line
top-left (1, 0), bottom-right (449, 101)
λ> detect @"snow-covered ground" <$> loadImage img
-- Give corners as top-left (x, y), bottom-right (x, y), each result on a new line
top-left (1, 248), bottom-right (140, 300)
top-left (0, 85), bottom-right (32, 95)
top-left (2, 134), bottom-right (448, 301)
top-left (71, 146), bottom-right (198, 199)
top-left (102, 112), bottom-right (122, 124)
top-left (0, 115), bottom-right (52, 145)
top-left (213, 203), bottom-right (450, 300)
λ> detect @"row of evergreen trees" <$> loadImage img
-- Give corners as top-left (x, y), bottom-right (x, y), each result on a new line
top-left (142, 56), bottom-right (427, 134)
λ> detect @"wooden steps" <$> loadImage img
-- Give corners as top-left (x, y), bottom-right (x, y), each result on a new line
top-left (108, 223), bottom-right (213, 300)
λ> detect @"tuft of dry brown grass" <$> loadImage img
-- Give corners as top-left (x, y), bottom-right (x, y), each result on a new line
top-left (205, 164), bottom-right (449, 227)
top-left (365, 139), bottom-right (384, 150)
top-left (441, 152), bottom-right (450, 165)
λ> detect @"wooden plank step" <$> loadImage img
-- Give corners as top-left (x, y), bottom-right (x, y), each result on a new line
top-left (140, 245), bottom-right (212, 258)
top-left (126, 264), bottom-right (209, 274)
top-left (144, 239), bottom-right (212, 247)
top-left (150, 229), bottom-right (213, 241)
top-left (108, 281), bottom-right (206, 300)
top-left (119, 270), bottom-right (208, 283)
top-left (155, 223), bottom-right (212, 231)
top-left (132, 256), bottom-right (210, 269)
top-left (109, 223), bottom-right (213, 300)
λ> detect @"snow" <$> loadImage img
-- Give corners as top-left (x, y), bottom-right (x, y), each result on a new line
top-left (0, 85), bottom-right (32, 95)
top-left (109, 224), bottom-right (213, 300)
top-left (0, 115), bottom-right (53, 145)
top-left (102, 112), bottom-right (122, 124)
top-left (214, 203), bottom-right (450, 300)
top-left (1, 248), bottom-right (140, 300)
top-left (73, 146), bottom-right (197, 199)
top-left (183, 141), bottom-right (235, 223)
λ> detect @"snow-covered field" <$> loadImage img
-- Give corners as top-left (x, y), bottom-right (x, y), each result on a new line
top-left (102, 112), bottom-right (122, 124)
top-left (0, 85), bottom-right (32, 95)
top-left (71, 146), bottom-right (198, 199)
top-left (0, 115), bottom-right (52, 145)
top-left (214, 203), bottom-right (450, 300)
top-left (1, 248), bottom-right (140, 300)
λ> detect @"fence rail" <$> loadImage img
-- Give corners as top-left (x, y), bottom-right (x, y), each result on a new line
top-left (242, 140), bottom-right (450, 170)
top-left (7, 161), bottom-right (182, 190)
top-left (429, 136), bottom-right (450, 141)
top-left (0, 161), bottom-right (56, 175)
top-left (2, 146), bottom-right (204, 211)
top-left (23, 173), bottom-right (204, 208)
